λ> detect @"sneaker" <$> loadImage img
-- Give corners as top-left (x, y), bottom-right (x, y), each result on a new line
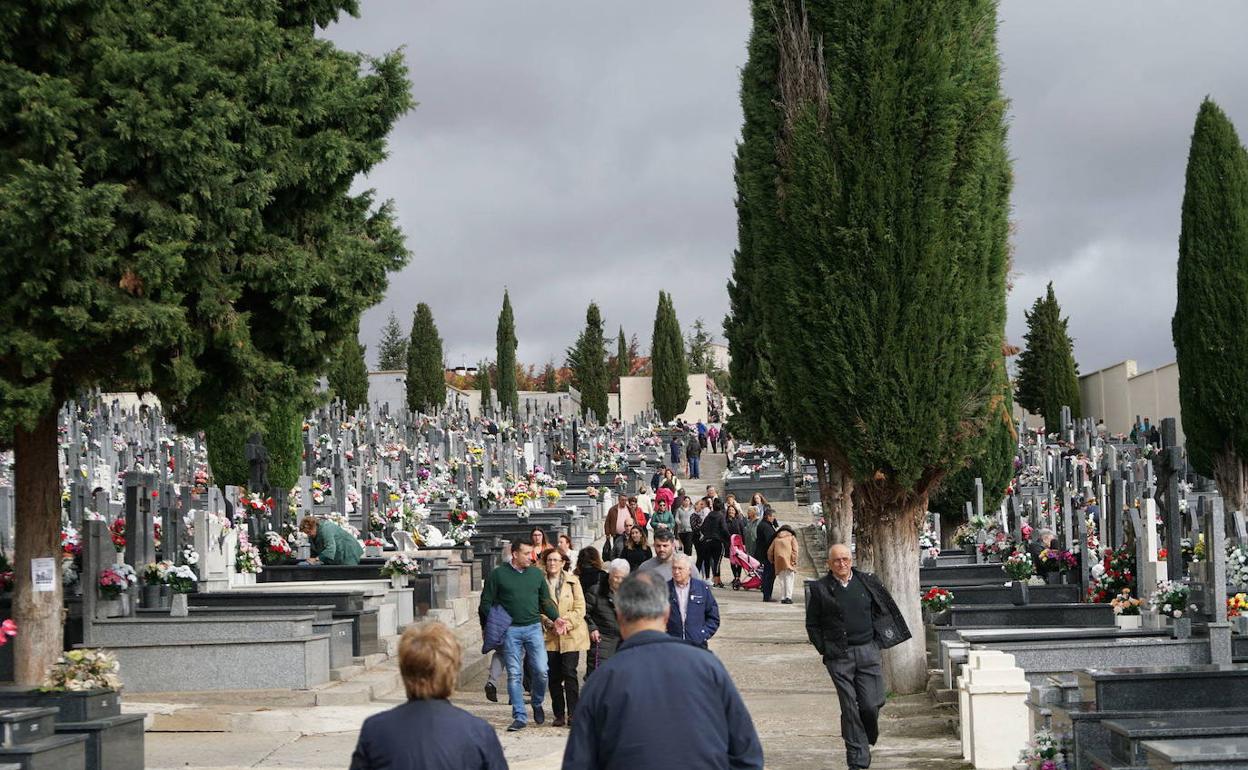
top-left (533, 705), bottom-right (545, 725)
top-left (782, 598), bottom-right (793, 605)
top-left (484, 682), bottom-right (498, 702)
top-left (507, 720), bottom-right (525, 732)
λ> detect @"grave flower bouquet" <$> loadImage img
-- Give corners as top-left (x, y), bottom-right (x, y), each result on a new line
top-left (380, 554), bottom-right (419, 577)
top-left (98, 564), bottom-right (137, 599)
top-left (166, 564), bottom-right (196, 593)
top-left (109, 518), bottom-right (126, 552)
top-left (544, 488), bottom-right (561, 504)
top-left (141, 561), bottom-right (173, 585)
top-left (1109, 589), bottom-right (1142, 616)
top-left (921, 587), bottom-right (953, 614)
top-left (1087, 545), bottom-right (1135, 603)
top-left (1039, 549), bottom-right (1077, 573)
top-left (1227, 543), bottom-right (1248, 589)
top-left (918, 528), bottom-right (940, 558)
top-left (1227, 593), bottom-right (1248, 619)
top-left (1017, 728), bottom-right (1069, 770)
top-left (587, 486), bottom-right (599, 500)
top-left (1003, 550), bottom-right (1035, 582)
top-left (41, 649), bottom-right (122, 692)
top-left (1149, 580), bottom-right (1194, 619)
top-left (235, 533), bottom-right (263, 574)
top-left (262, 531), bottom-right (293, 564)
top-left (979, 531), bottom-right (1016, 562)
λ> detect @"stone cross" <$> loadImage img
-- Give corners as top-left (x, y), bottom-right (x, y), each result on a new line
top-left (124, 471), bottom-right (157, 571)
top-left (1202, 497), bottom-right (1232, 664)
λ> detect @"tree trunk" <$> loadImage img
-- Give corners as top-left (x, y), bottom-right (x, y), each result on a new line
top-left (818, 458), bottom-right (854, 550)
top-left (852, 485), bottom-right (874, 574)
top-left (12, 411), bottom-right (64, 685)
top-left (1213, 445), bottom-right (1247, 515)
top-left (867, 496), bottom-right (928, 695)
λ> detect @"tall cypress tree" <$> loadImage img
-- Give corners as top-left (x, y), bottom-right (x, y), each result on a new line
top-left (495, 290), bottom-right (519, 418)
top-left (1015, 283), bottom-right (1082, 433)
top-left (651, 291), bottom-right (690, 421)
top-left (1173, 99), bottom-right (1248, 511)
top-left (376, 311), bottom-right (409, 370)
top-left (477, 361), bottom-right (493, 418)
top-left (327, 322), bottom-right (370, 412)
top-left (616, 327), bottom-right (631, 378)
top-left (541, 361), bottom-right (559, 393)
top-left (406, 303), bottom-right (445, 414)
top-left (568, 303), bottom-right (608, 421)
top-left (732, 0), bottom-right (1013, 692)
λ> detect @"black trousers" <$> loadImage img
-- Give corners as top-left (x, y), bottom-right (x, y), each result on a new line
top-left (677, 532), bottom-right (694, 558)
top-left (698, 539), bottom-right (723, 579)
top-left (547, 650), bottom-right (580, 718)
top-left (761, 562), bottom-right (776, 601)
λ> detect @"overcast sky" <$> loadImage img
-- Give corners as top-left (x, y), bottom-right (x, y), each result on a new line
top-left (326, 1), bottom-right (1248, 375)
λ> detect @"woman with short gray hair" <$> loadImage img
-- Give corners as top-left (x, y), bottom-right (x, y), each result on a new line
top-left (584, 559), bottom-right (630, 678)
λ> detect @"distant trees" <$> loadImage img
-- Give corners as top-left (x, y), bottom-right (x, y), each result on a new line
top-left (495, 291), bottom-right (519, 417)
top-left (567, 303), bottom-right (609, 420)
top-left (686, 318), bottom-right (714, 374)
top-left (477, 361), bottom-right (493, 418)
top-left (327, 323), bottom-right (370, 412)
top-left (1015, 283), bottom-right (1082, 433)
top-left (651, 291), bottom-right (689, 421)
top-left (376, 312), bottom-right (409, 370)
top-left (406, 303), bottom-right (445, 414)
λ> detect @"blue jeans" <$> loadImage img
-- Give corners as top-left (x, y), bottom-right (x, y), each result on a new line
top-left (689, 456), bottom-right (700, 478)
top-left (503, 622), bottom-right (548, 723)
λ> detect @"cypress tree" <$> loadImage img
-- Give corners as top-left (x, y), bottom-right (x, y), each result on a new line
top-left (495, 291), bottom-right (519, 418)
top-left (541, 362), bottom-right (559, 393)
top-left (616, 327), bottom-right (631, 378)
top-left (568, 303), bottom-right (608, 421)
top-left (732, 0), bottom-right (1013, 692)
top-left (406, 303), bottom-right (445, 414)
top-left (0, 0), bottom-right (410, 682)
top-left (376, 311), bottom-right (409, 370)
top-left (651, 291), bottom-right (690, 421)
top-left (326, 322), bottom-right (370, 413)
top-left (1173, 98), bottom-right (1248, 511)
top-left (477, 361), bottom-right (493, 418)
top-left (686, 318), bottom-right (714, 374)
top-left (1015, 283), bottom-right (1082, 433)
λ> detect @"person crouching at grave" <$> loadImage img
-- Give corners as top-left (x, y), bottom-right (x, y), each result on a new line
top-left (805, 544), bottom-right (910, 770)
top-left (300, 516), bottom-right (363, 566)
top-left (541, 548), bottom-right (589, 727)
top-left (349, 621), bottom-right (506, 770)
top-left (1027, 528), bottom-right (1058, 580)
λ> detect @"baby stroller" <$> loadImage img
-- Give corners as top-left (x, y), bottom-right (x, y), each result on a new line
top-left (729, 534), bottom-right (762, 591)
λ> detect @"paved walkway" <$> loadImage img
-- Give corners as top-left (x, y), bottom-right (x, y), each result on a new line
top-left (145, 448), bottom-right (970, 769)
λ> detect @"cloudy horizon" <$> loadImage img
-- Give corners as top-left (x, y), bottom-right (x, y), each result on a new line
top-left (326, 0), bottom-right (1248, 377)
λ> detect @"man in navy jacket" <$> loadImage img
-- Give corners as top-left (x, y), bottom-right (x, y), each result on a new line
top-left (562, 570), bottom-right (762, 770)
top-left (667, 553), bottom-right (720, 648)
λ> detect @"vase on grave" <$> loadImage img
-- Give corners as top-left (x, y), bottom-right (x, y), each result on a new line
top-left (1140, 608), bottom-right (1165, 630)
top-left (390, 574), bottom-right (410, 590)
top-left (1044, 572), bottom-right (1062, 585)
top-left (931, 609), bottom-right (951, 627)
top-left (1114, 614), bottom-right (1142, 631)
top-left (1010, 580), bottom-right (1029, 606)
top-left (95, 599), bottom-right (121, 621)
top-left (140, 584), bottom-right (162, 609)
top-left (1170, 615), bottom-right (1192, 640)
top-left (1232, 616), bottom-right (1248, 636)
top-left (364, 545), bottom-right (383, 558)
top-left (921, 556), bottom-right (938, 569)
top-left (169, 593), bottom-right (189, 617)
top-left (159, 584), bottom-right (172, 609)
top-left (230, 572), bottom-right (256, 587)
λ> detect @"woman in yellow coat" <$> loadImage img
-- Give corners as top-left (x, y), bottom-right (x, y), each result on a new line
top-left (541, 548), bottom-right (590, 727)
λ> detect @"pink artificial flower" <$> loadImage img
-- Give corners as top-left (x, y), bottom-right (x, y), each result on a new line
top-left (0, 619), bottom-right (15, 646)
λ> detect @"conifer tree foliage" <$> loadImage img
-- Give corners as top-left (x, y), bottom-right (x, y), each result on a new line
top-left (730, 0), bottom-right (1012, 693)
top-left (0, 0), bottom-right (410, 683)
top-left (1015, 283), bottom-right (1082, 433)
top-left (376, 312), bottom-right (409, 370)
top-left (495, 291), bottom-right (519, 417)
top-left (406, 304), bottom-right (445, 414)
top-left (567, 303), bottom-right (609, 421)
top-left (1173, 98), bottom-right (1248, 511)
top-left (541, 362), bottom-right (559, 393)
top-left (651, 291), bottom-right (690, 422)
top-left (477, 361), bottom-right (493, 418)
top-left (616, 327), bottom-right (631, 378)
top-left (686, 318), bottom-right (714, 374)
top-left (930, 362), bottom-right (1018, 523)
top-left (327, 323), bottom-right (370, 412)
top-left (203, 401), bottom-right (303, 491)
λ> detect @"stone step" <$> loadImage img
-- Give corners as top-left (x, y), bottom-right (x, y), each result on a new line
top-left (329, 665), bottom-right (365, 682)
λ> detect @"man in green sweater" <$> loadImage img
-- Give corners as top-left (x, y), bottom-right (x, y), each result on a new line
top-left (299, 516), bottom-right (363, 566)
top-left (479, 540), bottom-right (566, 731)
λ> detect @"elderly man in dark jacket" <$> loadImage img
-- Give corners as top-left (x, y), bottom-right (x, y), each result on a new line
top-left (667, 553), bottom-right (719, 648)
top-left (805, 544), bottom-right (911, 770)
top-left (563, 570), bottom-right (763, 770)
